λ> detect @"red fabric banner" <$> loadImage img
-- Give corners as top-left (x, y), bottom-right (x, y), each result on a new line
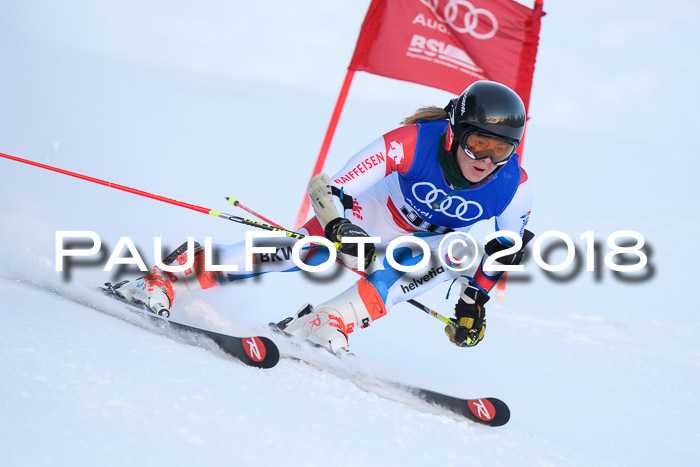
top-left (349, 0), bottom-right (545, 110)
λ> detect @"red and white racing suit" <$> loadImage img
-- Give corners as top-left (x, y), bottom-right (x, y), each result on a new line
top-left (156, 120), bottom-right (532, 339)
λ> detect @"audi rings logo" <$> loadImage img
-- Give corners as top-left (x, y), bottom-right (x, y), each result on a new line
top-left (419, 0), bottom-right (499, 39)
top-left (412, 182), bottom-right (483, 221)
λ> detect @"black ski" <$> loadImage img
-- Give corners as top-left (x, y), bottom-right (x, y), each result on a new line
top-left (270, 325), bottom-right (509, 426)
top-left (401, 385), bottom-right (510, 427)
top-left (101, 282), bottom-right (279, 369)
top-left (345, 377), bottom-right (511, 427)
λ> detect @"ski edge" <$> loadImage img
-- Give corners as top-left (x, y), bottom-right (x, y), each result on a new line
top-left (407, 387), bottom-right (510, 426)
top-left (100, 283), bottom-right (280, 369)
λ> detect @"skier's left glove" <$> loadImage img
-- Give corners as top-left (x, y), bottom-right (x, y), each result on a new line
top-left (445, 282), bottom-right (490, 347)
top-left (325, 217), bottom-right (377, 271)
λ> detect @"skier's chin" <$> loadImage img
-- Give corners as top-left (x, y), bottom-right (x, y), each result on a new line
top-left (464, 167), bottom-right (490, 183)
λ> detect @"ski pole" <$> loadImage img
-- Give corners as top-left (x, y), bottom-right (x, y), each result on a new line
top-left (408, 299), bottom-right (457, 327)
top-left (225, 196), bottom-right (286, 230)
top-left (225, 196), bottom-right (459, 328)
top-left (2, 152), bottom-right (458, 328)
top-left (227, 210), bottom-right (458, 328)
top-left (0, 152), bottom-right (305, 239)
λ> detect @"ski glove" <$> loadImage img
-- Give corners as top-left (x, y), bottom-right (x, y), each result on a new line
top-left (325, 217), bottom-right (377, 271)
top-left (445, 282), bottom-right (490, 347)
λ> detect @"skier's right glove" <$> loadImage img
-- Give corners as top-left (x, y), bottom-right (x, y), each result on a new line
top-left (444, 282), bottom-right (490, 347)
top-left (325, 217), bottom-right (377, 271)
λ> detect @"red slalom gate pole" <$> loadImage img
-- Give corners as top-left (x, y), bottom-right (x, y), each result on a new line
top-left (0, 152), bottom-right (304, 239)
top-left (226, 196), bottom-right (286, 230)
top-left (1, 152), bottom-right (211, 214)
top-left (1, 151), bottom-right (457, 327)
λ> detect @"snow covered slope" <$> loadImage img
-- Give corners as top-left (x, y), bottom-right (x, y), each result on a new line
top-left (2, 1), bottom-right (699, 465)
top-left (0, 275), bottom-right (573, 466)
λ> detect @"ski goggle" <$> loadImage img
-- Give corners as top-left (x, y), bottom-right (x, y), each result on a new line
top-left (460, 132), bottom-right (516, 166)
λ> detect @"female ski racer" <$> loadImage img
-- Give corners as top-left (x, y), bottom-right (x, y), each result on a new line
top-left (114, 80), bottom-right (534, 354)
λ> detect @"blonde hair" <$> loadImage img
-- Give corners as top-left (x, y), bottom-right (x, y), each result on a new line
top-left (401, 106), bottom-right (449, 126)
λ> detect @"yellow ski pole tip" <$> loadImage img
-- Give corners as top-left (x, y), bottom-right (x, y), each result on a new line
top-left (226, 196), bottom-right (238, 206)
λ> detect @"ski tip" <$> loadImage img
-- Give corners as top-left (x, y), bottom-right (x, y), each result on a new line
top-left (240, 336), bottom-right (280, 369)
top-left (466, 397), bottom-right (510, 427)
top-left (98, 284), bottom-right (281, 369)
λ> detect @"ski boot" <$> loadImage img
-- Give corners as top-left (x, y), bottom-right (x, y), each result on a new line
top-left (275, 304), bottom-right (352, 355)
top-left (274, 279), bottom-right (388, 356)
top-left (103, 240), bottom-right (223, 318)
top-left (104, 269), bottom-right (174, 318)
